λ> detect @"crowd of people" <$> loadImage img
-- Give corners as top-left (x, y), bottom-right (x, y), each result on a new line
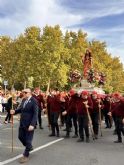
top-left (46, 89), bottom-right (124, 143)
top-left (0, 87), bottom-right (124, 163)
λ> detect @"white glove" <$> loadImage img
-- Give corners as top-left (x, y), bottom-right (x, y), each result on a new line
top-left (122, 118), bottom-right (124, 124)
top-left (62, 111), bottom-right (67, 116)
top-left (28, 125), bottom-right (34, 131)
top-left (108, 112), bottom-right (112, 116)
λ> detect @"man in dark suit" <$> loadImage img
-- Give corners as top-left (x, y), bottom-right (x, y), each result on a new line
top-left (10, 88), bottom-right (38, 163)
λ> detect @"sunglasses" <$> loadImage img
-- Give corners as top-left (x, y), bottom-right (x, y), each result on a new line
top-left (24, 92), bottom-right (28, 94)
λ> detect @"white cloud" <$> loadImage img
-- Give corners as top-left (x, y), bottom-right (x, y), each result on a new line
top-left (27, 0), bottom-right (82, 28)
top-left (0, 0), bottom-right (124, 65)
top-left (64, 26), bottom-right (124, 66)
top-left (107, 47), bottom-right (124, 65)
top-left (80, 5), bottom-right (124, 21)
top-left (57, 0), bottom-right (124, 22)
top-left (0, 0), bottom-right (82, 37)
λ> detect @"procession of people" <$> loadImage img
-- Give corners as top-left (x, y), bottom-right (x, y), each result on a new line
top-left (0, 49), bottom-right (124, 164)
top-left (0, 86), bottom-right (124, 163)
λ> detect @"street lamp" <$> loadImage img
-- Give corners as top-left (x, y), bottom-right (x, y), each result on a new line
top-left (0, 64), bottom-right (3, 84)
top-left (0, 65), bottom-right (3, 91)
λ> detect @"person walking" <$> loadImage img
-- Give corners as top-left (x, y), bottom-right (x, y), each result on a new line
top-left (10, 88), bottom-right (38, 163)
top-left (4, 92), bottom-right (12, 124)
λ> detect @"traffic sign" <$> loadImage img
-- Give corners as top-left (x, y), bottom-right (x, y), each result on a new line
top-left (4, 80), bottom-right (8, 86)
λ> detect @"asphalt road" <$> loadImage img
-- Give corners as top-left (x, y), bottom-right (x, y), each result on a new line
top-left (0, 113), bottom-right (124, 165)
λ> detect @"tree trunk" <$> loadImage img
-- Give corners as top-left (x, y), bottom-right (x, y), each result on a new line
top-left (24, 81), bottom-right (26, 89)
top-left (46, 79), bottom-right (50, 94)
top-left (11, 84), bottom-right (15, 93)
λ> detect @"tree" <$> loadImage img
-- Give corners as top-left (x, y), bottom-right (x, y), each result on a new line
top-left (0, 26), bottom-right (124, 92)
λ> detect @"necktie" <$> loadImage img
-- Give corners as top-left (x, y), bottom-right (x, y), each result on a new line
top-left (23, 99), bottom-right (28, 108)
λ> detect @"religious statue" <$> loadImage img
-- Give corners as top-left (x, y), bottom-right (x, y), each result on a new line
top-left (82, 49), bottom-right (93, 79)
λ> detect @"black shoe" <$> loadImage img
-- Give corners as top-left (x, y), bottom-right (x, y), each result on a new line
top-left (113, 131), bottom-right (117, 135)
top-left (63, 128), bottom-right (67, 131)
top-left (109, 125), bottom-right (112, 128)
top-left (49, 134), bottom-right (55, 137)
top-left (29, 147), bottom-right (33, 152)
top-left (77, 138), bottom-right (84, 142)
top-left (56, 133), bottom-right (60, 137)
top-left (39, 126), bottom-right (44, 129)
top-left (114, 140), bottom-right (122, 143)
top-left (94, 134), bottom-right (98, 139)
top-left (86, 138), bottom-right (90, 143)
top-left (34, 125), bottom-right (37, 129)
top-left (72, 134), bottom-right (78, 138)
top-left (113, 132), bottom-right (117, 135)
top-left (64, 134), bottom-right (70, 138)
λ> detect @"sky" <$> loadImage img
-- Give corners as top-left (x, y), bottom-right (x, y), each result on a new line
top-left (0, 0), bottom-right (124, 65)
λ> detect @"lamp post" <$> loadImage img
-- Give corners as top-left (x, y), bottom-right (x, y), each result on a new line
top-left (0, 65), bottom-right (8, 95)
top-left (0, 65), bottom-right (3, 86)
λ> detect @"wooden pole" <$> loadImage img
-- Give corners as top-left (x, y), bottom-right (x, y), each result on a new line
top-left (46, 79), bottom-right (51, 129)
top-left (11, 94), bottom-right (14, 152)
top-left (98, 100), bottom-right (103, 137)
top-left (99, 106), bottom-right (103, 137)
top-left (84, 102), bottom-right (95, 140)
top-left (11, 114), bottom-right (14, 152)
top-left (46, 79), bottom-right (50, 94)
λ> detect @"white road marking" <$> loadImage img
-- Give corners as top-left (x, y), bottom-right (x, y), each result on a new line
top-left (0, 115), bottom-right (19, 119)
top-left (4, 146), bottom-right (23, 150)
top-left (2, 128), bottom-right (16, 131)
top-left (0, 115), bottom-right (46, 118)
top-left (0, 138), bottom-right (64, 165)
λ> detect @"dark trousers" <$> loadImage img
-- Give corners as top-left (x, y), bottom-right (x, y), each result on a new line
top-left (104, 112), bottom-right (112, 128)
top-left (66, 113), bottom-right (78, 135)
top-left (2, 103), bottom-right (6, 113)
top-left (50, 112), bottom-right (59, 135)
top-left (78, 115), bottom-right (89, 139)
top-left (18, 127), bottom-right (34, 157)
top-left (38, 108), bottom-right (42, 127)
top-left (47, 107), bottom-right (51, 125)
top-left (60, 111), bottom-right (65, 126)
top-left (5, 110), bottom-right (11, 122)
top-left (116, 117), bottom-right (124, 141)
top-left (112, 114), bottom-right (117, 133)
top-left (91, 112), bottom-right (99, 135)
